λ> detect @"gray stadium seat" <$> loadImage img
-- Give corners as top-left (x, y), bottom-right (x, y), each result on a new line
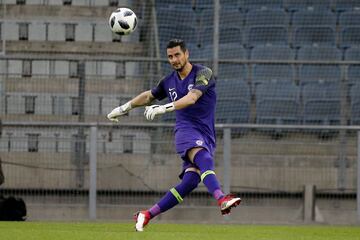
top-left (292, 9), bottom-right (336, 25)
top-left (297, 46), bottom-right (342, 60)
top-left (200, 8), bottom-right (243, 28)
top-left (334, 0), bottom-right (360, 12)
top-left (242, 0), bottom-right (283, 12)
top-left (345, 47), bottom-right (360, 85)
top-left (251, 45), bottom-right (295, 60)
top-left (158, 24), bottom-right (198, 46)
top-left (251, 45), bottom-right (295, 85)
top-left (199, 43), bottom-right (247, 59)
top-left (292, 9), bottom-right (336, 47)
top-left (245, 9), bottom-right (289, 26)
top-left (302, 80), bottom-right (341, 125)
top-left (200, 26), bottom-right (242, 47)
top-left (156, 8), bottom-right (197, 26)
top-left (350, 83), bottom-right (360, 125)
top-left (255, 80), bottom-right (301, 124)
top-left (216, 79), bottom-right (250, 123)
top-left (218, 64), bottom-right (248, 81)
top-left (284, 0), bottom-right (331, 11)
top-left (292, 27), bottom-right (336, 47)
top-left (244, 26), bottom-right (288, 48)
top-left (339, 11), bottom-right (360, 48)
top-left (298, 46), bottom-right (341, 84)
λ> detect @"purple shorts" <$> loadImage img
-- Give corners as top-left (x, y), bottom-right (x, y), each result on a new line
top-left (175, 128), bottom-right (215, 179)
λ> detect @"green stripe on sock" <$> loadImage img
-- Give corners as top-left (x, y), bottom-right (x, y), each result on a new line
top-left (201, 170), bottom-right (216, 182)
top-left (170, 188), bottom-right (183, 203)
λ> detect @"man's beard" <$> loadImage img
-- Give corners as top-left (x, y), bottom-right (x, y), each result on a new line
top-left (173, 62), bottom-right (185, 72)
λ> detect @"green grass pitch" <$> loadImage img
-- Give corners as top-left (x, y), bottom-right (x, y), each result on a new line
top-left (1, 222), bottom-right (360, 240)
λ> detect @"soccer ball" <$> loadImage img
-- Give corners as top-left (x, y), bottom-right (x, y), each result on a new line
top-left (109, 8), bottom-right (137, 35)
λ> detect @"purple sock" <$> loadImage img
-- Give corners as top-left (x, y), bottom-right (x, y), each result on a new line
top-left (193, 149), bottom-right (224, 200)
top-left (148, 171), bottom-right (200, 218)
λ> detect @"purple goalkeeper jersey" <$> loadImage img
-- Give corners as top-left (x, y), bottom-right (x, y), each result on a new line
top-left (151, 64), bottom-right (216, 150)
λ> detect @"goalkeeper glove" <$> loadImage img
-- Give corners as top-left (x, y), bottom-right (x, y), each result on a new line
top-left (107, 101), bottom-right (132, 122)
top-left (144, 102), bottom-right (175, 121)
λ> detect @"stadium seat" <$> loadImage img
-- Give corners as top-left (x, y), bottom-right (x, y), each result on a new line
top-left (298, 46), bottom-right (342, 84)
top-left (245, 8), bottom-right (290, 26)
top-left (200, 26), bottom-right (242, 47)
top-left (218, 63), bottom-right (247, 81)
top-left (350, 83), bottom-right (360, 125)
top-left (333, 0), bottom-right (360, 12)
top-left (244, 26), bottom-right (288, 48)
top-left (255, 80), bottom-right (301, 124)
top-left (292, 27), bottom-right (335, 48)
top-left (345, 47), bottom-right (360, 85)
top-left (251, 45), bottom-right (295, 85)
top-left (200, 43), bottom-right (247, 59)
top-left (200, 8), bottom-right (243, 29)
top-left (339, 11), bottom-right (360, 48)
top-left (297, 45), bottom-right (342, 60)
top-left (158, 24), bottom-right (198, 46)
top-left (216, 79), bottom-right (250, 123)
top-left (156, 8), bottom-right (197, 26)
top-left (292, 9), bottom-right (336, 26)
top-left (251, 45), bottom-right (295, 60)
top-left (284, 0), bottom-right (331, 11)
top-left (242, 0), bottom-right (283, 12)
top-left (302, 80), bottom-right (341, 125)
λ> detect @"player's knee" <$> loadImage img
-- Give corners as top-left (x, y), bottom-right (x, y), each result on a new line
top-left (193, 149), bottom-right (215, 173)
top-left (182, 171), bottom-right (201, 189)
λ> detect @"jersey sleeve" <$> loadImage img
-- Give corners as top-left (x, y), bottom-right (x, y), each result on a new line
top-left (151, 77), bottom-right (167, 101)
top-left (193, 67), bottom-right (215, 93)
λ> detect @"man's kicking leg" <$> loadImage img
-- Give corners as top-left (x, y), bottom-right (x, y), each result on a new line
top-left (189, 147), bottom-right (241, 215)
top-left (134, 169), bottom-right (200, 231)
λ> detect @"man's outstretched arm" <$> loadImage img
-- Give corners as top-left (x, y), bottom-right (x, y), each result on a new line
top-left (144, 89), bottom-right (203, 121)
top-left (107, 90), bottom-right (155, 122)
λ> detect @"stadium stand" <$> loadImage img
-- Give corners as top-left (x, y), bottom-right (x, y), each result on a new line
top-left (242, 0), bottom-right (283, 12)
top-left (333, 0), bottom-right (360, 12)
top-left (350, 83), bottom-right (360, 125)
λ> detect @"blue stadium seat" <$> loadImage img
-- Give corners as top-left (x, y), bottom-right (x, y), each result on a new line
top-left (334, 0), bottom-right (360, 12)
top-left (292, 9), bottom-right (336, 48)
top-left (158, 24), bottom-right (198, 46)
top-left (339, 11), bottom-right (360, 48)
top-left (350, 83), bottom-right (360, 125)
top-left (302, 80), bottom-right (341, 125)
top-left (292, 9), bottom-right (336, 25)
top-left (251, 45), bottom-right (295, 60)
top-left (284, 0), bottom-right (331, 11)
top-left (200, 8), bottom-right (243, 28)
top-left (345, 47), bottom-right (360, 85)
top-left (200, 43), bottom-right (247, 59)
top-left (242, 0), bottom-right (283, 12)
top-left (251, 45), bottom-right (295, 85)
top-left (292, 27), bottom-right (336, 47)
top-left (297, 46), bottom-right (342, 60)
top-left (218, 64), bottom-right (248, 81)
top-left (200, 26), bottom-right (242, 47)
top-left (156, 8), bottom-right (197, 26)
top-left (298, 46), bottom-right (342, 84)
top-left (245, 9), bottom-right (289, 26)
top-left (252, 65), bottom-right (294, 85)
top-left (255, 80), bottom-right (301, 124)
top-left (244, 26), bottom-right (288, 48)
top-left (216, 80), bottom-right (250, 123)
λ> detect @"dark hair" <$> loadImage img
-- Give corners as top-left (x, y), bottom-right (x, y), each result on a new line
top-left (166, 39), bottom-right (187, 52)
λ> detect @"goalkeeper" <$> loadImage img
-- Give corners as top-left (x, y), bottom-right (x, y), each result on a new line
top-left (107, 39), bottom-right (241, 232)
